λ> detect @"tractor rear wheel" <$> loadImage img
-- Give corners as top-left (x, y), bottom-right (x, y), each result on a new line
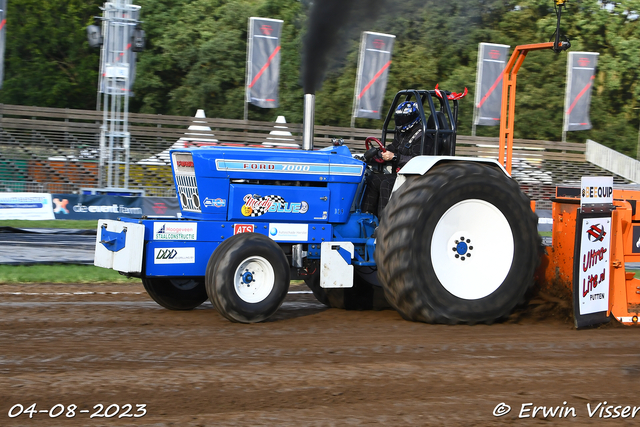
top-left (375, 162), bottom-right (538, 324)
top-left (142, 277), bottom-right (208, 310)
top-left (206, 233), bottom-right (289, 323)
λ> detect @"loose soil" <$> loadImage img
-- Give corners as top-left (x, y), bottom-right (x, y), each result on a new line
top-left (1, 282), bottom-right (640, 426)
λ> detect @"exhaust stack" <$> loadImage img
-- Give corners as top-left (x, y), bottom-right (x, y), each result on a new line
top-left (302, 94), bottom-right (315, 150)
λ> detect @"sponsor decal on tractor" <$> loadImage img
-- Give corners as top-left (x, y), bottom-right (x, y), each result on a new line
top-left (153, 247), bottom-right (195, 264)
top-left (153, 223), bottom-right (197, 240)
top-left (204, 198), bottom-right (226, 208)
top-left (241, 194), bottom-right (308, 217)
top-left (234, 224), bottom-right (255, 234)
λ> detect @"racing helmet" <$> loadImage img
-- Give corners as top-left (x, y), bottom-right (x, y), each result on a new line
top-left (394, 101), bottom-right (421, 133)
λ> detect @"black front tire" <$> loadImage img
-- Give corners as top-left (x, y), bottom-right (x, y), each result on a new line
top-left (206, 233), bottom-right (290, 323)
top-left (375, 162), bottom-right (539, 324)
top-left (142, 277), bottom-right (208, 310)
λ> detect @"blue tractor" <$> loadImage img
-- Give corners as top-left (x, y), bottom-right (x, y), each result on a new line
top-left (95, 89), bottom-right (539, 324)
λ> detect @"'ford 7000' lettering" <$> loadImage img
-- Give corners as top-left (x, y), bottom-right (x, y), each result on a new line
top-left (242, 163), bottom-right (310, 171)
top-left (216, 160), bottom-right (362, 176)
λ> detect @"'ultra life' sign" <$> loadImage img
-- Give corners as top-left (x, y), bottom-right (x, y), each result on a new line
top-left (577, 218), bottom-right (611, 315)
top-left (573, 176), bottom-right (614, 327)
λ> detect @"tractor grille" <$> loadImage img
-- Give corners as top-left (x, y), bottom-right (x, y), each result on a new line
top-left (172, 152), bottom-right (201, 213)
top-left (175, 174), bottom-right (201, 212)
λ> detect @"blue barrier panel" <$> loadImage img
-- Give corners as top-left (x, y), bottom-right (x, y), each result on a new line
top-left (51, 194), bottom-right (179, 220)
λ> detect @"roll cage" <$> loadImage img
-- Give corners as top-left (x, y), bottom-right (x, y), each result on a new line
top-left (381, 89), bottom-right (459, 156)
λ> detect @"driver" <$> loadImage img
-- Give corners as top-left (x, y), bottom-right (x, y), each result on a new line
top-left (361, 101), bottom-right (423, 217)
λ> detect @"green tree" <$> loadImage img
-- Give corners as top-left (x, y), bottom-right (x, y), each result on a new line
top-left (0, 0), bottom-right (103, 109)
top-left (132, 0), bottom-right (304, 120)
top-left (2, 0), bottom-right (638, 156)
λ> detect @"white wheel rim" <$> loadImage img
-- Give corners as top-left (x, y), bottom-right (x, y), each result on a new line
top-left (233, 256), bottom-right (275, 303)
top-left (430, 199), bottom-right (514, 300)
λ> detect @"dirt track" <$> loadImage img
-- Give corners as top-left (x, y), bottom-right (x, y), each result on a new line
top-left (1, 282), bottom-right (640, 426)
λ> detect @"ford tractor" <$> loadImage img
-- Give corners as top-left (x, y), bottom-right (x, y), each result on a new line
top-left (95, 89), bottom-right (539, 324)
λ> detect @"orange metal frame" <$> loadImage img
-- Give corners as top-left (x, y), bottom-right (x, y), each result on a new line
top-left (609, 197), bottom-right (640, 325)
top-left (498, 42), bottom-right (555, 174)
top-left (540, 190), bottom-right (640, 325)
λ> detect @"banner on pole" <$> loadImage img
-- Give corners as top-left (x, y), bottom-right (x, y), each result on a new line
top-left (0, 0), bottom-right (7, 89)
top-left (564, 52), bottom-right (599, 132)
top-left (246, 17), bottom-right (283, 109)
top-left (352, 32), bottom-right (395, 120)
top-left (473, 43), bottom-right (510, 126)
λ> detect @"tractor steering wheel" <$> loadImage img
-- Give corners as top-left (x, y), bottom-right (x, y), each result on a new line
top-left (364, 137), bottom-right (386, 164)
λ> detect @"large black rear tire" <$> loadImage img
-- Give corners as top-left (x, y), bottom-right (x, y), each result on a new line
top-left (142, 277), bottom-right (208, 310)
top-left (304, 268), bottom-right (390, 310)
top-left (206, 233), bottom-right (290, 323)
top-left (375, 162), bottom-right (538, 324)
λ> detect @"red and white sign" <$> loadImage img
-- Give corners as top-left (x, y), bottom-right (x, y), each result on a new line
top-left (577, 217), bottom-right (611, 315)
top-left (234, 224), bottom-right (255, 234)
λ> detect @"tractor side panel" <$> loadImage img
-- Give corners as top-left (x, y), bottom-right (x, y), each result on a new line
top-left (141, 219), bottom-right (333, 277)
top-left (145, 240), bottom-right (219, 277)
top-left (227, 184), bottom-right (330, 222)
top-left (326, 182), bottom-right (359, 222)
top-left (191, 177), bottom-right (230, 221)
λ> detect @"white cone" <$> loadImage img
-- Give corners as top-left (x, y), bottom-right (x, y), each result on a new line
top-left (265, 115), bottom-right (298, 147)
top-left (137, 109), bottom-right (217, 165)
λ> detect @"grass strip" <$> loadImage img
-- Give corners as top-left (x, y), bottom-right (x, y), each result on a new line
top-left (0, 220), bottom-right (98, 229)
top-left (1, 264), bottom-right (635, 284)
top-left (0, 264), bottom-right (140, 284)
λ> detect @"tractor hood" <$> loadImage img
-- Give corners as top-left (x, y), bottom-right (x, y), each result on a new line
top-left (179, 144), bottom-right (364, 182)
top-left (169, 145), bottom-right (365, 223)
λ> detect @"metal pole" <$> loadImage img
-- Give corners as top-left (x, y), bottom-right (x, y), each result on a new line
top-left (97, 0), bottom-right (140, 190)
top-left (303, 94), bottom-right (315, 151)
top-left (637, 117), bottom-right (640, 161)
top-left (634, 108), bottom-right (640, 161)
top-left (244, 17), bottom-right (251, 122)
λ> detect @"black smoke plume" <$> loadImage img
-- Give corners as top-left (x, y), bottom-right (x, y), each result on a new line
top-left (302, 0), bottom-right (386, 94)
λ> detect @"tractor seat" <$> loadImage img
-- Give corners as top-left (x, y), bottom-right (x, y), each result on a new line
top-left (424, 112), bottom-right (452, 155)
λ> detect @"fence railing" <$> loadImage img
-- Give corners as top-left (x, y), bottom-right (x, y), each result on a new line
top-left (0, 103), bottom-right (598, 209)
top-left (586, 139), bottom-right (640, 184)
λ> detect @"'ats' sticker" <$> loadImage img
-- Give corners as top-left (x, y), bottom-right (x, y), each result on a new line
top-left (153, 247), bottom-right (195, 264)
top-left (241, 194), bottom-right (308, 217)
top-left (234, 224), bottom-right (255, 234)
top-left (633, 225), bottom-right (640, 254)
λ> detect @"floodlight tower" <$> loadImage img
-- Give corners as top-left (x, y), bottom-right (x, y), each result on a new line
top-left (88, 0), bottom-right (145, 190)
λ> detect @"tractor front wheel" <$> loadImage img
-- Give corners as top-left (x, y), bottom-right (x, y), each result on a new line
top-left (142, 277), bottom-right (208, 310)
top-left (375, 162), bottom-right (539, 324)
top-left (206, 233), bottom-right (290, 323)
